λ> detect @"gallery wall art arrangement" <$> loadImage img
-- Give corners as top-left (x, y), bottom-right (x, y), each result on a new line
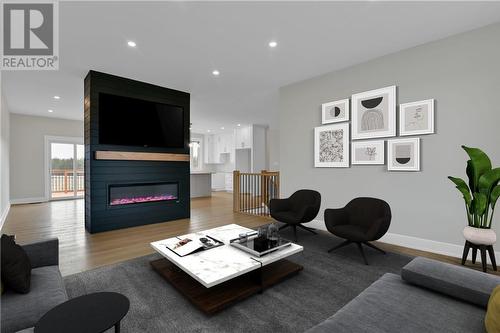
top-left (314, 85), bottom-right (435, 171)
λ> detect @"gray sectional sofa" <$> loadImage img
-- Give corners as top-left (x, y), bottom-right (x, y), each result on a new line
top-left (1, 238), bottom-right (68, 333)
top-left (307, 257), bottom-right (500, 333)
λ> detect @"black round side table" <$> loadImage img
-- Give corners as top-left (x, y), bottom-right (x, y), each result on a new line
top-left (35, 292), bottom-right (130, 333)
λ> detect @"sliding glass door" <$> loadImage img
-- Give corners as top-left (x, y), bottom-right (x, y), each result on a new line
top-left (49, 141), bottom-right (84, 200)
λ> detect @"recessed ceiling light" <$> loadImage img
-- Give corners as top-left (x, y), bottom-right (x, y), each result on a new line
top-left (48, 109), bottom-right (54, 113)
top-left (268, 41), bottom-right (278, 48)
top-left (220, 127), bottom-right (225, 130)
top-left (237, 124), bottom-right (241, 127)
top-left (212, 70), bottom-right (220, 76)
top-left (207, 129), bottom-right (211, 132)
top-left (53, 95), bottom-right (60, 100)
top-left (127, 41), bottom-right (137, 47)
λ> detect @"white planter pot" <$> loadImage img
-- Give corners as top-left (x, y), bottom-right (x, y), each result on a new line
top-left (463, 226), bottom-right (497, 245)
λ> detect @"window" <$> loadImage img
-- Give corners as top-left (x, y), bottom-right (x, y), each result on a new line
top-left (189, 138), bottom-right (202, 171)
top-left (47, 139), bottom-right (84, 200)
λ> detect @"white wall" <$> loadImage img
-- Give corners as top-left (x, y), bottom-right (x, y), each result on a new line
top-left (279, 23), bottom-right (500, 259)
top-left (267, 128), bottom-right (280, 171)
top-left (10, 114), bottom-right (83, 203)
top-left (252, 125), bottom-right (267, 172)
top-left (0, 74), bottom-right (11, 228)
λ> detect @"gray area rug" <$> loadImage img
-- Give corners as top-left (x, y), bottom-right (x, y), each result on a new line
top-left (64, 228), bottom-right (413, 333)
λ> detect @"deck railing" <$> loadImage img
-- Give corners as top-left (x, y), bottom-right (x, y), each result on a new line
top-left (233, 170), bottom-right (279, 217)
top-left (51, 169), bottom-right (85, 193)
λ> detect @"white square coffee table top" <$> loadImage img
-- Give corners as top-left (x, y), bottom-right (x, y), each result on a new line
top-left (150, 224), bottom-right (303, 288)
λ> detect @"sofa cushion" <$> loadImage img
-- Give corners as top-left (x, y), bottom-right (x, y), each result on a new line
top-left (306, 273), bottom-right (486, 333)
top-left (21, 238), bottom-right (59, 269)
top-left (1, 266), bottom-right (68, 333)
top-left (402, 257), bottom-right (500, 308)
top-left (1, 234), bottom-right (31, 294)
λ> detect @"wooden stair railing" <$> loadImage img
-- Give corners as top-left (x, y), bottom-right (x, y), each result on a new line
top-left (233, 170), bottom-right (280, 217)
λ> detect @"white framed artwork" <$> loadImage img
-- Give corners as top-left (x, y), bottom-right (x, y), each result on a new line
top-left (314, 123), bottom-right (349, 168)
top-left (321, 99), bottom-right (349, 124)
top-left (351, 85), bottom-right (396, 140)
top-left (399, 99), bottom-right (435, 136)
top-left (351, 140), bottom-right (385, 165)
top-left (387, 138), bottom-right (420, 171)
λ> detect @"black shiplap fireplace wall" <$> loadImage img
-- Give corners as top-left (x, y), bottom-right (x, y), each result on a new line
top-left (84, 71), bottom-right (190, 233)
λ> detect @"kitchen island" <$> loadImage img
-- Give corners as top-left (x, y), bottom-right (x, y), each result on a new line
top-left (190, 173), bottom-right (212, 198)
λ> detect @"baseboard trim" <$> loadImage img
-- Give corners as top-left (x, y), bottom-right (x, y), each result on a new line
top-left (10, 197), bottom-right (47, 205)
top-left (0, 203), bottom-right (11, 230)
top-left (308, 219), bottom-right (500, 264)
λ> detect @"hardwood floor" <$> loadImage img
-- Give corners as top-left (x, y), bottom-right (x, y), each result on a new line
top-left (2, 192), bottom-right (498, 276)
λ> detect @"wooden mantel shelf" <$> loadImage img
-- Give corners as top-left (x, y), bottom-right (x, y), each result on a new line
top-left (95, 150), bottom-right (190, 162)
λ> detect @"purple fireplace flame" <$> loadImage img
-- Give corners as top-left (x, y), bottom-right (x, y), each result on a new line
top-left (109, 182), bottom-right (178, 206)
top-left (110, 194), bottom-right (178, 206)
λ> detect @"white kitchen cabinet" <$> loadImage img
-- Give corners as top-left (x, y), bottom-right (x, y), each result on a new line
top-left (204, 134), bottom-right (221, 164)
top-left (211, 172), bottom-right (226, 191)
top-left (210, 172), bottom-right (234, 192)
top-left (204, 135), bottom-right (212, 164)
top-left (204, 126), bottom-right (265, 169)
top-left (221, 133), bottom-right (235, 164)
top-left (219, 134), bottom-right (227, 153)
top-left (204, 135), bottom-right (219, 164)
top-left (205, 133), bottom-right (235, 164)
top-left (215, 134), bottom-right (222, 157)
top-left (235, 126), bottom-right (252, 149)
top-left (226, 133), bottom-right (235, 163)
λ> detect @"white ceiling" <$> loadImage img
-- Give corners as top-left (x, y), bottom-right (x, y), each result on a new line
top-left (3, 1), bottom-right (500, 133)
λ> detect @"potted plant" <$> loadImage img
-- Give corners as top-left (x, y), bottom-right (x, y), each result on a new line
top-left (449, 146), bottom-right (500, 245)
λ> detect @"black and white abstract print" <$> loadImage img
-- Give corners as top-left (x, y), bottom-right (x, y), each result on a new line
top-left (319, 129), bottom-right (344, 162)
top-left (315, 123), bottom-right (349, 168)
top-left (321, 99), bottom-right (350, 124)
top-left (351, 86), bottom-right (396, 140)
top-left (387, 138), bottom-right (420, 171)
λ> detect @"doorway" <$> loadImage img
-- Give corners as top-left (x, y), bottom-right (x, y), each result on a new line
top-left (46, 137), bottom-right (84, 200)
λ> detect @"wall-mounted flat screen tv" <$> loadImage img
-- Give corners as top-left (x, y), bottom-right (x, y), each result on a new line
top-left (98, 93), bottom-right (185, 149)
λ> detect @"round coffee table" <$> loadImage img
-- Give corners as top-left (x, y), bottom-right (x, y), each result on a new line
top-left (35, 292), bottom-right (130, 333)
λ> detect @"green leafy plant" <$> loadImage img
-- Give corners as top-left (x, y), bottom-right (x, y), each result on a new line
top-left (449, 146), bottom-right (500, 229)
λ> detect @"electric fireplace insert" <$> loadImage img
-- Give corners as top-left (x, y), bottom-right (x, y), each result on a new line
top-left (109, 182), bottom-right (179, 206)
